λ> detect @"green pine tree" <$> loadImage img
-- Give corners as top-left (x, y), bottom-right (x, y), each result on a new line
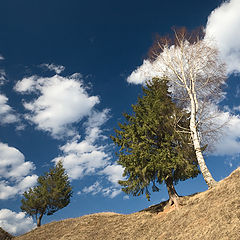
top-left (21, 161), bottom-right (73, 227)
top-left (111, 78), bottom-right (199, 207)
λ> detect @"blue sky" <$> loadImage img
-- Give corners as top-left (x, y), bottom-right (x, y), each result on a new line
top-left (0, 0), bottom-right (240, 236)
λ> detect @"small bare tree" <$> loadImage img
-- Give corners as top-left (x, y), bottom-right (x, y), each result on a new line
top-left (148, 28), bottom-right (227, 188)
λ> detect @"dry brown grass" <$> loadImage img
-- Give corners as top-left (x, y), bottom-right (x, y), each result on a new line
top-left (0, 227), bottom-right (13, 240)
top-left (16, 168), bottom-right (240, 240)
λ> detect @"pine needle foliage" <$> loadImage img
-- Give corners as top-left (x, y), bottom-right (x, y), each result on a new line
top-left (21, 161), bottom-right (72, 227)
top-left (111, 78), bottom-right (199, 201)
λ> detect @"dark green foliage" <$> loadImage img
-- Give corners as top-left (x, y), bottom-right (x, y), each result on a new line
top-left (21, 161), bottom-right (72, 226)
top-left (111, 78), bottom-right (199, 200)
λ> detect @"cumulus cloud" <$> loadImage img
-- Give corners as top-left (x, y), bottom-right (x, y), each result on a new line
top-left (0, 94), bottom-right (19, 125)
top-left (40, 63), bottom-right (65, 74)
top-left (15, 74), bottom-right (99, 138)
top-left (212, 113), bottom-right (240, 156)
top-left (53, 109), bottom-right (124, 198)
top-left (14, 76), bottom-right (38, 93)
top-left (52, 109), bottom-right (111, 179)
top-left (82, 181), bottom-right (122, 199)
top-left (0, 142), bottom-right (37, 199)
top-left (0, 69), bottom-right (6, 85)
top-left (127, 60), bottom-right (157, 85)
top-left (86, 163), bottom-right (124, 198)
top-left (15, 67), bottom-right (122, 198)
top-left (79, 161), bottom-right (124, 199)
top-left (82, 181), bottom-right (103, 195)
top-left (102, 187), bottom-right (122, 198)
top-left (205, 0), bottom-right (240, 74)
top-left (0, 209), bottom-right (36, 236)
top-left (99, 164), bottom-right (124, 186)
top-left (54, 144), bottom-right (109, 180)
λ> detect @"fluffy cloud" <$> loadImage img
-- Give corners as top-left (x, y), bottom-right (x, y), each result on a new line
top-left (0, 69), bottom-right (6, 85)
top-left (99, 164), bottom-right (124, 186)
top-left (205, 0), bottom-right (240, 74)
top-left (52, 109), bottom-right (111, 180)
top-left (0, 94), bottom-right (19, 125)
top-left (83, 163), bottom-right (124, 198)
top-left (14, 76), bottom-right (38, 93)
top-left (79, 160), bottom-right (124, 199)
top-left (127, 60), bottom-right (157, 85)
top-left (0, 209), bottom-right (35, 236)
top-left (212, 113), bottom-right (240, 156)
top-left (14, 74), bottom-right (99, 138)
top-left (40, 63), bottom-right (65, 74)
top-left (82, 180), bottom-right (122, 199)
top-left (0, 142), bottom-right (37, 199)
top-left (53, 109), bottom-right (124, 198)
top-left (82, 181), bottom-right (103, 195)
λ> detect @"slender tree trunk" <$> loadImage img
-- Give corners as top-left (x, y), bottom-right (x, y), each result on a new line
top-left (189, 94), bottom-right (217, 188)
top-left (165, 175), bottom-right (179, 209)
top-left (37, 213), bottom-right (44, 227)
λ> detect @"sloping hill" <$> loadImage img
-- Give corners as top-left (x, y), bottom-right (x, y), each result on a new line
top-left (16, 168), bottom-right (240, 240)
top-left (0, 227), bottom-right (13, 240)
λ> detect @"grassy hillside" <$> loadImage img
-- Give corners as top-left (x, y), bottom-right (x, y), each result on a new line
top-left (16, 167), bottom-right (240, 240)
top-left (0, 227), bottom-right (13, 240)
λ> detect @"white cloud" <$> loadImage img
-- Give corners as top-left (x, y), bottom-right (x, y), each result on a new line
top-left (80, 162), bottom-right (124, 199)
top-left (54, 148), bottom-right (109, 180)
top-left (97, 163), bottom-right (124, 198)
top-left (127, 60), bottom-right (157, 85)
top-left (102, 187), bottom-right (122, 198)
top-left (212, 113), bottom-right (240, 156)
top-left (82, 181), bottom-right (122, 199)
top-left (0, 209), bottom-right (36, 236)
top-left (40, 63), bottom-right (65, 74)
top-left (82, 181), bottom-right (102, 195)
top-left (100, 164), bottom-right (124, 186)
top-left (14, 76), bottom-right (38, 93)
top-left (0, 69), bottom-right (6, 85)
top-left (0, 94), bottom-right (19, 125)
top-left (205, 0), bottom-right (240, 74)
top-left (84, 109), bottom-right (110, 143)
top-left (53, 108), bottom-right (123, 198)
top-left (15, 74), bottom-right (99, 138)
top-left (0, 142), bottom-right (37, 199)
top-left (52, 109), bottom-right (111, 179)
top-left (233, 105), bottom-right (240, 112)
top-left (0, 54), bottom-right (4, 60)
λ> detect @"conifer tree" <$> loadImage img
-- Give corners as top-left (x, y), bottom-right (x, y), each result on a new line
top-left (21, 161), bottom-right (72, 227)
top-left (111, 78), bottom-right (199, 207)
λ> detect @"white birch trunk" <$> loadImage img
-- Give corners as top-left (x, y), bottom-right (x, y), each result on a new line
top-left (189, 93), bottom-right (217, 188)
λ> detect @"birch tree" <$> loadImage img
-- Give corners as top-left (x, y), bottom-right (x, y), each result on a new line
top-left (146, 28), bottom-right (227, 188)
